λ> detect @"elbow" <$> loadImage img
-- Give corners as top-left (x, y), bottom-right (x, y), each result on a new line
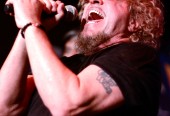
top-left (0, 107), bottom-right (10, 116)
top-left (48, 103), bottom-right (78, 116)
top-left (0, 106), bottom-right (14, 116)
top-left (0, 104), bottom-right (25, 116)
top-left (50, 108), bottom-right (82, 116)
top-left (48, 97), bottom-right (91, 116)
top-left (45, 97), bottom-right (84, 116)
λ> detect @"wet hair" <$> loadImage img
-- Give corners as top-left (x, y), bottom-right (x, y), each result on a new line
top-left (78, 0), bottom-right (164, 49)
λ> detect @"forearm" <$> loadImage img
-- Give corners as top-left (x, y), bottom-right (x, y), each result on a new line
top-left (25, 26), bottom-right (80, 114)
top-left (3, 0), bottom-right (77, 115)
top-left (0, 32), bottom-right (29, 114)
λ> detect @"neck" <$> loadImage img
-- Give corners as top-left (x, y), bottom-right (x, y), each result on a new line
top-left (99, 35), bottom-right (130, 49)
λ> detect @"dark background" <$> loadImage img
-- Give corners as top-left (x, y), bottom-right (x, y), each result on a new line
top-left (0, 0), bottom-right (170, 115)
top-left (0, 0), bottom-right (79, 66)
top-left (0, 0), bottom-right (170, 66)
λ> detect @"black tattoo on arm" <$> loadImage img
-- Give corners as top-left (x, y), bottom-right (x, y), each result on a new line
top-left (96, 69), bottom-right (117, 94)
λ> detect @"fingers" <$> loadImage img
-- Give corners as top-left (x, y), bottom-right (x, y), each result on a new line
top-left (10, 0), bottom-right (44, 28)
top-left (42, 0), bottom-right (52, 14)
top-left (5, 0), bottom-right (12, 5)
top-left (43, 0), bottom-right (65, 15)
top-left (43, 0), bottom-right (65, 20)
top-left (5, 0), bottom-right (65, 28)
top-left (41, 1), bottom-right (65, 30)
top-left (54, 1), bottom-right (65, 20)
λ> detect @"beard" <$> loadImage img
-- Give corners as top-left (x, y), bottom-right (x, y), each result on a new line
top-left (75, 32), bottom-right (112, 55)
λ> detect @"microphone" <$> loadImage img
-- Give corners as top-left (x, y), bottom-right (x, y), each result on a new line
top-left (4, 4), bottom-right (78, 21)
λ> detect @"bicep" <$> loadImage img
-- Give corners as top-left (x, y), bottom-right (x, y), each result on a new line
top-left (73, 65), bottom-right (124, 114)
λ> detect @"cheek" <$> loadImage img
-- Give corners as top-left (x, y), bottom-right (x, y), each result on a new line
top-left (104, 17), bottom-right (129, 36)
top-left (103, 16), bottom-right (117, 33)
top-left (80, 3), bottom-right (90, 19)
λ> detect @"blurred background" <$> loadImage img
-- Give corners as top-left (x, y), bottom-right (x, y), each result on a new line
top-left (0, 0), bottom-right (80, 62)
top-left (0, 0), bottom-right (170, 115)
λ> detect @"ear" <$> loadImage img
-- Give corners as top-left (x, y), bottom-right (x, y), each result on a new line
top-left (128, 19), bottom-right (139, 32)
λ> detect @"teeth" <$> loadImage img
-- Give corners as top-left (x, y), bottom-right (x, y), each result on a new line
top-left (89, 10), bottom-right (104, 18)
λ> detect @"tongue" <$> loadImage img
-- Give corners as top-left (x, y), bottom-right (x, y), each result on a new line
top-left (89, 13), bottom-right (103, 20)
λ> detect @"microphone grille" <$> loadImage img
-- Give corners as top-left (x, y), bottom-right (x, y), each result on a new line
top-left (65, 5), bottom-right (78, 21)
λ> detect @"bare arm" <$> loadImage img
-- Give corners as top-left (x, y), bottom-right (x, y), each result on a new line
top-left (0, 32), bottom-right (35, 115)
top-left (24, 25), bottom-right (124, 116)
top-left (9, 0), bottom-right (124, 115)
top-left (0, 0), bottom-right (65, 114)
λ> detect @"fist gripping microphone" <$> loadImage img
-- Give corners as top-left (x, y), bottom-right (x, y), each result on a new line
top-left (4, 3), bottom-right (78, 21)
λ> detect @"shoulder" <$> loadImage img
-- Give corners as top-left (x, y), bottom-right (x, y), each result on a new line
top-left (92, 43), bottom-right (158, 68)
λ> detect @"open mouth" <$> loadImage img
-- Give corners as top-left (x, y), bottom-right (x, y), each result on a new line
top-left (81, 9), bottom-right (105, 28)
top-left (88, 9), bottom-right (104, 21)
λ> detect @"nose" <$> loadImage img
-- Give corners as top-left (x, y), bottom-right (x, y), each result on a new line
top-left (89, 0), bottom-right (103, 4)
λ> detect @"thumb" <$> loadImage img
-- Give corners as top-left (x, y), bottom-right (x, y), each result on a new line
top-left (41, 2), bottom-right (65, 31)
top-left (54, 3), bottom-right (65, 22)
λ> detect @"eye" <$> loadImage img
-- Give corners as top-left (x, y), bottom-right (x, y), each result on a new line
top-left (84, 0), bottom-right (89, 4)
top-left (82, 0), bottom-right (89, 6)
top-left (78, 0), bottom-right (89, 10)
top-left (93, 0), bottom-right (100, 4)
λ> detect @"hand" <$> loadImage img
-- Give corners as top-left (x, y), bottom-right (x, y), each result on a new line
top-left (5, 0), bottom-right (65, 30)
top-left (41, 0), bottom-right (65, 30)
top-left (5, 0), bottom-right (45, 28)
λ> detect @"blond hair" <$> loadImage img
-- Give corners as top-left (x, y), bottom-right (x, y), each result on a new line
top-left (78, 0), bottom-right (164, 49)
top-left (128, 0), bottom-right (164, 48)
